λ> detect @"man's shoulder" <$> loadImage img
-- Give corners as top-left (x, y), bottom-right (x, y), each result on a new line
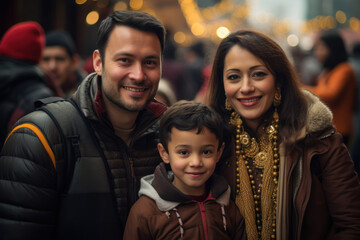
top-left (146, 99), bottom-right (167, 117)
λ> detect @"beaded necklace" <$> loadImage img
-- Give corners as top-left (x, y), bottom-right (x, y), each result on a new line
top-left (230, 110), bottom-right (280, 240)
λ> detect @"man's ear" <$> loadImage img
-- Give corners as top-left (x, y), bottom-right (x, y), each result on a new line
top-left (216, 142), bottom-right (225, 163)
top-left (157, 143), bottom-right (170, 164)
top-left (93, 50), bottom-right (102, 76)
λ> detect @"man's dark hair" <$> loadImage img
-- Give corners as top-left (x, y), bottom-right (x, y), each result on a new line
top-left (159, 100), bottom-right (225, 152)
top-left (97, 10), bottom-right (165, 61)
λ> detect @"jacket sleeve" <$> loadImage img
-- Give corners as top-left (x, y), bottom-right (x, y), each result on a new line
top-left (319, 132), bottom-right (360, 239)
top-left (0, 110), bottom-right (62, 239)
top-left (123, 197), bottom-right (154, 240)
top-left (228, 200), bottom-right (246, 240)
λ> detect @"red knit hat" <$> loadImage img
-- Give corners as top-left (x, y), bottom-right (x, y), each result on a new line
top-left (0, 21), bottom-right (45, 63)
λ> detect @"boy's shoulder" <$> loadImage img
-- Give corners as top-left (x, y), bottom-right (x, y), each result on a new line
top-left (129, 195), bottom-right (163, 217)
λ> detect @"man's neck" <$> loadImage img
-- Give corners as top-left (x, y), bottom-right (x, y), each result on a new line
top-left (103, 96), bottom-right (138, 130)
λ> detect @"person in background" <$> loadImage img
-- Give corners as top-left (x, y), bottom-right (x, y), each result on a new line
top-left (303, 30), bottom-right (357, 146)
top-left (123, 100), bottom-right (245, 240)
top-left (0, 21), bottom-right (54, 150)
top-left (180, 41), bottom-right (206, 100)
top-left (206, 29), bottom-right (360, 239)
top-left (155, 78), bottom-right (177, 106)
top-left (40, 30), bottom-right (86, 98)
top-left (349, 42), bottom-right (360, 177)
top-left (0, 11), bottom-right (166, 239)
top-left (162, 32), bottom-right (184, 100)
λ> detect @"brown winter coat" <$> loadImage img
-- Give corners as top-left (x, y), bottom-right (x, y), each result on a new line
top-left (218, 90), bottom-right (360, 240)
top-left (123, 163), bottom-right (246, 240)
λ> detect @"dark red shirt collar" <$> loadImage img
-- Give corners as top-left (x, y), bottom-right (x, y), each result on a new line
top-left (93, 76), bottom-right (107, 122)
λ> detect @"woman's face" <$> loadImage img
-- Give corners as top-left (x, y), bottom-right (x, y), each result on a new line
top-left (314, 39), bottom-right (329, 64)
top-left (223, 45), bottom-right (276, 131)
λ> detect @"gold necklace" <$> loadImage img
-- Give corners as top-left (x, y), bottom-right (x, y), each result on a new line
top-left (231, 110), bottom-right (280, 240)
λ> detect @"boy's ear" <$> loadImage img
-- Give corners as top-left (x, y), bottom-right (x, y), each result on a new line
top-left (216, 142), bottom-right (225, 163)
top-left (157, 143), bottom-right (170, 164)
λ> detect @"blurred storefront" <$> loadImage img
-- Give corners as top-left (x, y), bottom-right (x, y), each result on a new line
top-left (1, 0), bottom-right (360, 58)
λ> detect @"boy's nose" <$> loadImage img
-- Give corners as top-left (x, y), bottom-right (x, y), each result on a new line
top-left (189, 155), bottom-right (203, 167)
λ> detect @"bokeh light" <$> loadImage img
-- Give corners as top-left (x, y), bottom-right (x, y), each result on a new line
top-left (75, 0), bottom-right (87, 5)
top-left (216, 26), bottom-right (230, 39)
top-left (174, 31), bottom-right (186, 44)
top-left (129, 0), bottom-right (143, 10)
top-left (287, 34), bottom-right (299, 47)
top-left (114, 1), bottom-right (127, 11)
top-left (86, 11), bottom-right (99, 25)
top-left (336, 10), bottom-right (347, 24)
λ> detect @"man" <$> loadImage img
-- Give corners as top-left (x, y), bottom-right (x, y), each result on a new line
top-left (0, 21), bottom-right (54, 150)
top-left (0, 11), bottom-right (167, 239)
top-left (40, 30), bottom-right (85, 97)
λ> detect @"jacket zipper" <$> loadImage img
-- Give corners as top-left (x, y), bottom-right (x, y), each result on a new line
top-left (198, 202), bottom-right (209, 240)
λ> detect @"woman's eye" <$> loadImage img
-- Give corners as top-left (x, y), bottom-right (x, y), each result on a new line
top-left (227, 74), bottom-right (239, 80)
top-left (252, 71), bottom-right (267, 78)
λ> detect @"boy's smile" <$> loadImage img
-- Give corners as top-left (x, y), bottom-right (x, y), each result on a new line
top-left (158, 127), bottom-right (224, 196)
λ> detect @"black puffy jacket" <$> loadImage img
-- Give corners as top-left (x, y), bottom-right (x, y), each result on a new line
top-left (0, 57), bottom-right (54, 149)
top-left (0, 73), bottom-right (167, 239)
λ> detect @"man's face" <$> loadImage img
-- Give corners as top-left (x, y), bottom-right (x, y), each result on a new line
top-left (40, 46), bottom-right (75, 88)
top-left (93, 25), bottom-right (162, 113)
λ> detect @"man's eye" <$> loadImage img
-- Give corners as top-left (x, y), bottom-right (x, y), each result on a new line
top-left (119, 58), bottom-right (129, 63)
top-left (144, 60), bottom-right (158, 67)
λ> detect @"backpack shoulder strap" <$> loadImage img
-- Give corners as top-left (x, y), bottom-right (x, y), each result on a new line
top-left (34, 97), bottom-right (105, 193)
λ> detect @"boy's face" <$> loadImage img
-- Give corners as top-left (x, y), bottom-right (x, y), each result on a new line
top-left (157, 127), bottom-right (224, 196)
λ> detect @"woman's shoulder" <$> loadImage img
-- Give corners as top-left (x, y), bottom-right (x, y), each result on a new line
top-left (333, 62), bottom-right (356, 77)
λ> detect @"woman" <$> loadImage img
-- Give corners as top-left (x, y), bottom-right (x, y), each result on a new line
top-left (304, 30), bottom-right (357, 146)
top-left (206, 30), bottom-right (360, 240)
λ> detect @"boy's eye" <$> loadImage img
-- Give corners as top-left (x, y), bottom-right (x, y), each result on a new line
top-left (202, 149), bottom-right (214, 157)
top-left (178, 150), bottom-right (189, 156)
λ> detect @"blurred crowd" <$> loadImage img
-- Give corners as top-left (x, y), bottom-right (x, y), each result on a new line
top-left (0, 21), bottom-right (359, 175)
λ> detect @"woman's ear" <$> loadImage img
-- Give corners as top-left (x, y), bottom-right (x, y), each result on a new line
top-left (157, 143), bottom-right (170, 164)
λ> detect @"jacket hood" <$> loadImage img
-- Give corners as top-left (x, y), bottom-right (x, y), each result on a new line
top-left (0, 57), bottom-right (44, 95)
top-left (139, 162), bottom-right (231, 212)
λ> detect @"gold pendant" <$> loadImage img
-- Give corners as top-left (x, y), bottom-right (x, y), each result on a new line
top-left (253, 151), bottom-right (267, 169)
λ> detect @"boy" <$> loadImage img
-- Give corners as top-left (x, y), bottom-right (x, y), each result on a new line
top-left (123, 100), bottom-right (245, 240)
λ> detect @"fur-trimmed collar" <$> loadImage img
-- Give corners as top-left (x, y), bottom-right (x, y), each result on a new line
top-left (304, 90), bottom-right (333, 133)
top-left (295, 90), bottom-right (333, 141)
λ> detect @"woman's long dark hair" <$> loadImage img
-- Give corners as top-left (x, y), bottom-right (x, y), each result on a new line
top-left (205, 29), bottom-right (308, 144)
top-left (320, 30), bottom-right (348, 70)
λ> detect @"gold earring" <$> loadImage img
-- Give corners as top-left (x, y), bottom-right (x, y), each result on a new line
top-left (225, 97), bottom-right (232, 111)
top-left (273, 88), bottom-right (281, 107)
